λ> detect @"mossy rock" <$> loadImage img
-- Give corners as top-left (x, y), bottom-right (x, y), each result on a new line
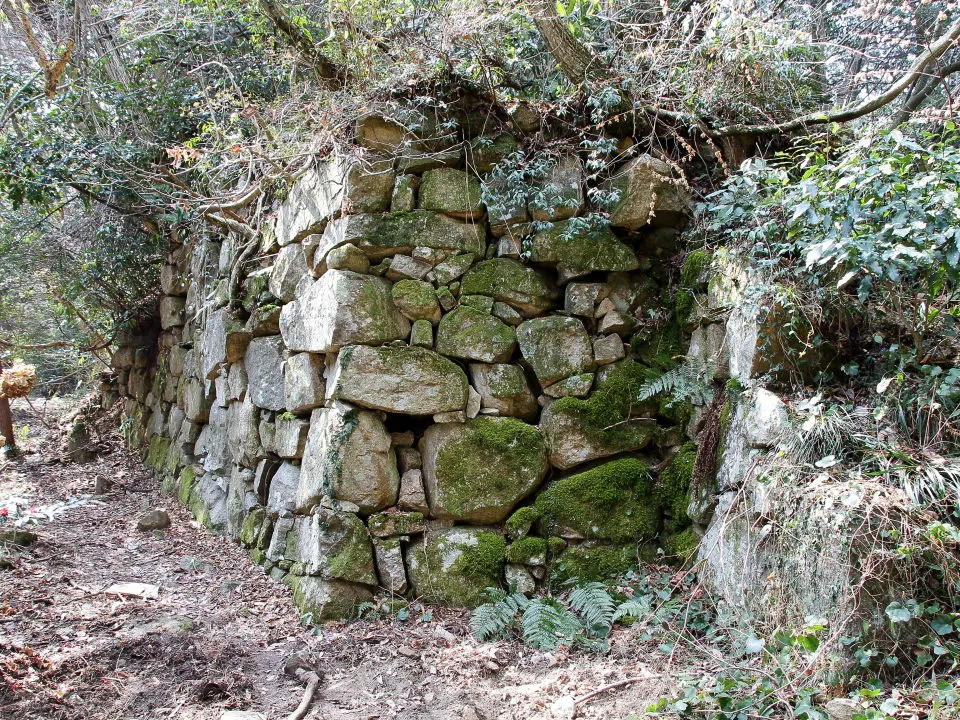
top-left (662, 527), bottom-right (699, 563)
top-left (368, 511), bottom-right (426, 538)
top-left (656, 442), bottom-right (695, 526)
top-left (421, 417), bottom-right (548, 524)
top-left (543, 360), bottom-right (658, 470)
top-left (460, 258), bottom-right (556, 317)
top-left (435, 306), bottom-right (517, 363)
top-left (506, 536), bottom-right (547, 565)
top-left (392, 279), bottom-right (441, 322)
top-left (528, 219), bottom-right (639, 274)
top-left (629, 322), bottom-right (685, 371)
top-left (418, 168), bottom-right (483, 217)
top-left (240, 508), bottom-right (267, 547)
top-left (293, 511), bottom-right (378, 586)
top-left (535, 458), bottom-right (660, 543)
top-left (467, 134), bottom-right (519, 173)
top-left (145, 436), bottom-right (172, 471)
top-left (406, 527), bottom-right (506, 607)
top-left (505, 506), bottom-right (541, 539)
top-left (551, 543), bottom-right (636, 583)
top-left (286, 575), bottom-right (374, 622)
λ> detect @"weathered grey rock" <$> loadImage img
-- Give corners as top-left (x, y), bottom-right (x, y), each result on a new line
top-left (293, 509), bottom-right (377, 585)
top-left (436, 286), bottom-right (456, 311)
top-left (598, 309), bottom-right (634, 335)
top-left (275, 417), bottom-right (310, 458)
top-left (245, 305), bottom-right (282, 338)
top-left (324, 242), bottom-right (370, 273)
top-left (198, 404), bottom-right (230, 474)
top-left (385, 255), bottom-right (431, 283)
top-left (419, 168), bottom-right (484, 219)
top-left (160, 264), bottom-right (187, 296)
top-left (460, 294), bottom-right (494, 313)
top-left (341, 157), bottom-right (396, 215)
top-left (429, 252), bottom-right (475, 285)
top-left (269, 244), bottom-right (309, 302)
top-left (420, 417), bottom-right (548, 524)
top-left (227, 362), bottom-right (247, 402)
top-left (543, 373), bottom-right (593, 398)
top-left (688, 323), bottom-right (730, 380)
top-left (274, 165), bottom-right (343, 244)
top-left (391, 431), bottom-right (415, 447)
top-left (565, 283), bottom-right (606, 317)
top-left (355, 113), bottom-right (413, 153)
top-left (287, 575), bottom-right (373, 622)
top-left (435, 306), bottom-right (516, 363)
top-left (486, 178), bottom-right (530, 237)
top-left (516, 316), bottom-right (595, 387)
top-left (540, 402), bottom-right (657, 470)
top-left (391, 174), bottom-right (419, 212)
top-left (491, 302), bottom-right (522, 327)
top-left (280, 270), bottom-right (409, 353)
top-left (406, 526), bottom-right (506, 607)
top-left (392, 280), bottom-right (441, 323)
top-left (330, 345), bottom-right (469, 415)
top-left (593, 334), bottom-right (625, 365)
top-left (466, 386), bottom-right (482, 419)
top-left (227, 396), bottom-right (262, 467)
top-left (258, 417), bottom-right (277, 455)
top-left (505, 564), bottom-right (536, 594)
top-left (824, 699), bottom-right (859, 720)
top-left (466, 134), bottom-right (519, 173)
top-left (433, 410), bottom-right (467, 423)
top-left (200, 309), bottom-right (251, 380)
top-left (397, 447), bottom-right (422, 473)
top-left (315, 212), bottom-right (485, 265)
top-left (168, 346), bottom-right (188, 376)
top-left (398, 469), bottom-right (430, 513)
top-left (283, 352), bottom-right (325, 414)
top-left (183, 377), bottom-right (214, 422)
top-left (469, 363), bottom-right (538, 420)
top-left (267, 462), bottom-right (300, 516)
top-left (606, 154), bottom-right (691, 230)
top-left (410, 319), bottom-right (434, 348)
top-left (254, 457), bottom-right (280, 501)
top-left (159, 297), bottom-right (186, 329)
top-left (528, 220), bottom-right (639, 274)
top-left (244, 336), bottom-right (286, 411)
top-left (368, 511), bottom-right (426, 538)
top-left (297, 403), bottom-right (399, 514)
top-left (744, 389), bottom-right (789, 449)
top-left (460, 259), bottom-right (556, 317)
top-left (373, 538), bottom-right (408, 594)
top-left (528, 156), bottom-right (583, 222)
top-left (137, 508), bottom-right (170, 531)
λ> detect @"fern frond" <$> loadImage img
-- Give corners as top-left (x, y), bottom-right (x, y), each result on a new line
top-left (636, 361), bottom-right (713, 407)
top-left (569, 582), bottom-right (616, 631)
top-left (521, 598), bottom-right (584, 650)
top-left (612, 594), bottom-right (654, 623)
top-left (470, 589), bottom-right (530, 641)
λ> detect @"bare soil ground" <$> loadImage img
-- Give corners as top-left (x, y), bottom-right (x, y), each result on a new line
top-left (0, 397), bottom-right (675, 720)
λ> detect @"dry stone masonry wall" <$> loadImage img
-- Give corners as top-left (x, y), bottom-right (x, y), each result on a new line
top-left (114, 112), bottom-right (700, 620)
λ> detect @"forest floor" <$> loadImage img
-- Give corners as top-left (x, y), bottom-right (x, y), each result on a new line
top-left (0, 396), bottom-right (678, 720)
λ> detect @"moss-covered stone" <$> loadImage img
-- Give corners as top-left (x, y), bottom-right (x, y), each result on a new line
top-left (435, 305), bottom-right (517, 363)
top-left (467, 134), bottom-right (519, 173)
top-left (392, 279), bottom-right (441, 322)
top-left (368, 511), bottom-right (426, 538)
top-left (516, 316), bottom-right (595, 387)
top-left (630, 322), bottom-right (685, 371)
top-left (528, 219), bottom-right (639, 273)
top-left (422, 417), bottom-right (548, 524)
top-left (535, 458), bottom-right (660, 542)
top-left (286, 575), bottom-right (374, 622)
top-left (177, 466), bottom-right (196, 506)
top-left (406, 527), bottom-right (506, 606)
top-left (145, 435), bottom-right (172, 471)
top-left (240, 508), bottom-right (267, 547)
top-left (460, 258), bottom-right (556, 317)
top-left (551, 543), bottom-right (636, 583)
top-left (505, 506), bottom-right (541, 539)
top-left (676, 249), bottom-right (712, 325)
top-left (657, 442), bottom-right (695, 526)
top-left (418, 168), bottom-right (483, 218)
top-left (662, 527), bottom-right (699, 563)
top-left (506, 536), bottom-right (547, 565)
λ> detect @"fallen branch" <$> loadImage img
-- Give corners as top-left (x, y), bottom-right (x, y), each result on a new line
top-left (571, 672), bottom-right (661, 717)
top-left (285, 669), bottom-right (322, 720)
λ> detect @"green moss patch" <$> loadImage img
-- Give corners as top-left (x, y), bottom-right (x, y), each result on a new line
top-left (506, 506), bottom-right (541, 539)
top-left (656, 442), bottom-right (695, 526)
top-left (535, 458), bottom-right (660, 543)
top-left (551, 544), bottom-right (636, 583)
top-left (506, 536), bottom-right (547, 565)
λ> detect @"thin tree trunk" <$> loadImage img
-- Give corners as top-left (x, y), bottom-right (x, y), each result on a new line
top-left (0, 357), bottom-right (17, 456)
top-left (527, 0), bottom-right (601, 84)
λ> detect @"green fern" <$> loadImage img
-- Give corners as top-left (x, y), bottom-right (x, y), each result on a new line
top-left (470, 588), bottom-right (530, 641)
top-left (612, 594), bottom-right (654, 623)
top-left (636, 361), bottom-right (713, 407)
top-left (569, 582), bottom-right (616, 631)
top-left (521, 598), bottom-right (583, 650)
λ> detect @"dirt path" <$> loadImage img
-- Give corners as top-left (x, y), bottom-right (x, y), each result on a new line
top-left (0, 398), bottom-right (673, 720)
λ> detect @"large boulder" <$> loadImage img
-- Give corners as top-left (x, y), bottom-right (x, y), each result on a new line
top-left (605, 154), bottom-right (692, 230)
top-left (516, 316), bottom-right (595, 387)
top-left (459, 259), bottom-right (556, 317)
top-left (535, 458), bottom-right (660, 542)
top-left (418, 168), bottom-right (484, 219)
top-left (244, 336), bottom-right (286, 411)
top-left (280, 270), bottom-right (409, 353)
top-left (528, 220), bottom-right (639, 274)
top-left (468, 363), bottom-right (538, 420)
top-left (269, 243), bottom-right (310, 302)
top-left (297, 403), bottom-right (399, 514)
top-left (314, 211), bottom-right (485, 265)
top-left (435, 306), bottom-right (517, 363)
top-left (285, 575), bottom-right (374, 622)
top-left (420, 417), bottom-right (548, 524)
top-left (406, 526), bottom-right (506, 606)
top-left (200, 309), bottom-right (251, 380)
top-left (283, 352), bottom-right (326, 415)
top-left (329, 345), bottom-right (469, 415)
top-left (290, 510), bottom-right (378, 585)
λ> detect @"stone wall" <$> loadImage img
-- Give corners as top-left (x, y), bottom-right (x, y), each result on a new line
top-left (112, 112), bottom-right (702, 620)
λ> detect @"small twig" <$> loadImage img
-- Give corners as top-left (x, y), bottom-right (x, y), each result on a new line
top-left (572, 673), bottom-right (661, 716)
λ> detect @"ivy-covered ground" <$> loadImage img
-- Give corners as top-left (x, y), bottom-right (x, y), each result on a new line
top-left (0, 396), bottom-right (681, 720)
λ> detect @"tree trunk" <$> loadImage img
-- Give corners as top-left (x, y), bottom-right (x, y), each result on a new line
top-left (527, 0), bottom-right (600, 84)
top-left (0, 357), bottom-right (17, 456)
